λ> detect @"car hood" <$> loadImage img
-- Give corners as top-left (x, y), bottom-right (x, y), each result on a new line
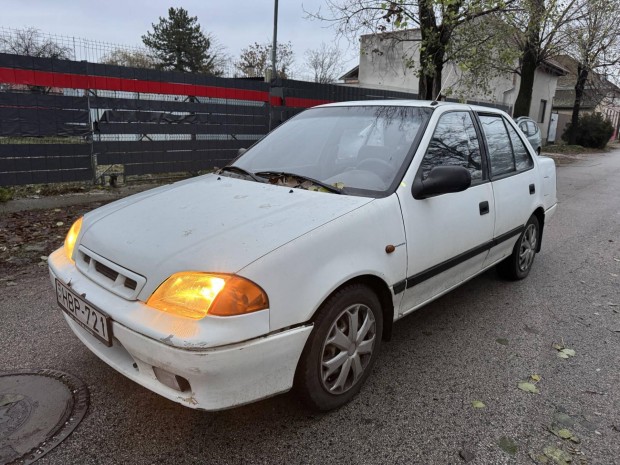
top-left (80, 174), bottom-right (373, 296)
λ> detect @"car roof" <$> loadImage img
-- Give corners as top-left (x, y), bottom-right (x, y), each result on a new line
top-left (315, 100), bottom-right (508, 115)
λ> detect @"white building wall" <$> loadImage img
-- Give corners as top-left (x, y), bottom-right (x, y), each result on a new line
top-left (355, 30), bottom-right (560, 142)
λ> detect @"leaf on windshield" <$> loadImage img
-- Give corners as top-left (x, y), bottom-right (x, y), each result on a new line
top-left (300, 181), bottom-right (313, 189)
top-left (333, 182), bottom-right (345, 190)
top-left (307, 186), bottom-right (330, 193)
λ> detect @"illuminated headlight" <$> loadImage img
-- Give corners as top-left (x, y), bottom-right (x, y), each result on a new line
top-left (64, 217), bottom-right (83, 262)
top-left (147, 272), bottom-right (269, 319)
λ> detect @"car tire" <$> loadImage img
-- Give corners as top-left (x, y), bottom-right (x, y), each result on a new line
top-left (497, 215), bottom-right (540, 280)
top-left (294, 284), bottom-right (383, 411)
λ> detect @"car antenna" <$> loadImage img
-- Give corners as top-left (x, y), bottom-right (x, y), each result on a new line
top-left (431, 66), bottom-right (454, 106)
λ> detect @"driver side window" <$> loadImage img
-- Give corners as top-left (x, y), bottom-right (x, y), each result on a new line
top-left (420, 111), bottom-right (482, 181)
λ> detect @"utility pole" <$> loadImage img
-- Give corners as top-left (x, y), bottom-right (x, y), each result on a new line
top-left (271, 0), bottom-right (278, 81)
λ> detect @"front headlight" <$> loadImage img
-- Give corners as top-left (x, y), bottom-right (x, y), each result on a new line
top-left (147, 272), bottom-right (269, 319)
top-left (64, 217), bottom-right (83, 262)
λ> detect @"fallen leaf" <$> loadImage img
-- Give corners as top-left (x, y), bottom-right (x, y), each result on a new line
top-left (56, 221), bottom-right (64, 226)
top-left (552, 343), bottom-right (564, 350)
top-left (459, 450), bottom-right (475, 462)
top-left (518, 381), bottom-right (540, 393)
top-left (530, 452), bottom-right (550, 464)
top-left (496, 338), bottom-right (509, 346)
top-left (543, 445), bottom-right (572, 465)
top-left (531, 374), bottom-right (542, 382)
top-left (471, 400), bottom-right (486, 408)
top-left (0, 393), bottom-right (24, 406)
top-left (498, 436), bottom-right (518, 456)
top-left (557, 352), bottom-right (570, 359)
top-left (560, 348), bottom-right (576, 357)
top-left (333, 182), bottom-right (345, 190)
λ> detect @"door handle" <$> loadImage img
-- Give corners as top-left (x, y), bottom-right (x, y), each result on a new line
top-left (479, 201), bottom-right (489, 215)
top-left (529, 184), bottom-right (535, 194)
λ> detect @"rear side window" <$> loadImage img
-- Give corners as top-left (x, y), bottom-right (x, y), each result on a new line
top-left (479, 115), bottom-right (534, 177)
top-left (506, 122), bottom-right (534, 171)
top-left (479, 115), bottom-right (514, 177)
top-left (420, 111), bottom-right (483, 181)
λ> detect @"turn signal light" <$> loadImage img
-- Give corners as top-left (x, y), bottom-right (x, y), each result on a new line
top-left (147, 272), bottom-right (268, 319)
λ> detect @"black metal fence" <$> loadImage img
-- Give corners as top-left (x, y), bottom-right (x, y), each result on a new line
top-left (0, 53), bottom-right (422, 186)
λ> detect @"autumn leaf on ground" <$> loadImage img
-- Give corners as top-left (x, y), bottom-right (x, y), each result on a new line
top-left (531, 374), bottom-right (541, 382)
top-left (549, 426), bottom-right (580, 443)
top-left (543, 445), bottom-right (572, 465)
top-left (471, 400), bottom-right (486, 408)
top-left (498, 436), bottom-right (518, 456)
top-left (518, 381), bottom-right (540, 394)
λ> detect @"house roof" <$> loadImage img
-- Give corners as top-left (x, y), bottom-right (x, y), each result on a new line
top-left (539, 59), bottom-right (569, 77)
top-left (339, 65), bottom-right (359, 81)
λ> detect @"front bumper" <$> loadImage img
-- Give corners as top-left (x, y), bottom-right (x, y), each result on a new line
top-left (48, 252), bottom-right (312, 411)
top-left (61, 312), bottom-right (311, 410)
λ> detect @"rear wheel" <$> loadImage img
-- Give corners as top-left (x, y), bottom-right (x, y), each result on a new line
top-left (497, 215), bottom-right (540, 280)
top-left (295, 284), bottom-right (383, 411)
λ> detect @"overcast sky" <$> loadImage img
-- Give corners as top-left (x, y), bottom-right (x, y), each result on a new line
top-left (1, 0), bottom-right (359, 78)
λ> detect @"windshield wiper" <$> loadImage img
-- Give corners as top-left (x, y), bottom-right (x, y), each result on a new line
top-left (218, 166), bottom-right (265, 183)
top-left (255, 171), bottom-right (343, 194)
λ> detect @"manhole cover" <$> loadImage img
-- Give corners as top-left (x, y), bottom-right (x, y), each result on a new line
top-left (0, 369), bottom-right (89, 465)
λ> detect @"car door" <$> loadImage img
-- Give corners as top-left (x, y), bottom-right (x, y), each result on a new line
top-left (476, 113), bottom-right (538, 267)
top-left (396, 110), bottom-right (495, 315)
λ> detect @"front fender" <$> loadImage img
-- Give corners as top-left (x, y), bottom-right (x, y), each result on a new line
top-left (238, 195), bottom-right (407, 331)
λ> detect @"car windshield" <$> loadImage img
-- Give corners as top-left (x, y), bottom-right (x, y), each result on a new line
top-left (233, 106), bottom-right (432, 196)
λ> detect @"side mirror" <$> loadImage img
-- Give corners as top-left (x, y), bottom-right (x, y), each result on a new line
top-left (237, 148), bottom-right (247, 156)
top-left (411, 166), bottom-right (471, 199)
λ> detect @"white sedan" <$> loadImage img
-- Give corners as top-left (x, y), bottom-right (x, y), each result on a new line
top-left (49, 101), bottom-right (557, 411)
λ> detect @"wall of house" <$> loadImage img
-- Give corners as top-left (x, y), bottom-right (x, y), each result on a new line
top-left (528, 68), bottom-right (558, 142)
top-left (358, 31), bottom-right (421, 94)
top-left (356, 30), bottom-right (560, 142)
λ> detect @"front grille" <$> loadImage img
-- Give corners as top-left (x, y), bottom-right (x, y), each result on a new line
top-left (76, 246), bottom-right (146, 300)
top-left (95, 261), bottom-right (119, 282)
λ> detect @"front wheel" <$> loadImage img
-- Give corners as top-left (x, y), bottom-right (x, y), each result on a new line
top-left (497, 215), bottom-right (540, 280)
top-left (294, 284), bottom-right (383, 411)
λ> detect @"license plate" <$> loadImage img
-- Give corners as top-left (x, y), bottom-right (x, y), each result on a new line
top-left (55, 279), bottom-right (113, 346)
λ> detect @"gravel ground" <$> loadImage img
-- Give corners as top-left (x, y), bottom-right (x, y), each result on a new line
top-left (1, 149), bottom-right (619, 465)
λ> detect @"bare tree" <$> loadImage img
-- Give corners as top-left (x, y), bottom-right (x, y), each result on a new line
top-left (0, 28), bottom-right (72, 93)
top-left (307, 0), bottom-right (515, 99)
top-left (304, 43), bottom-right (344, 83)
top-left (237, 42), bottom-right (294, 79)
top-left (0, 27), bottom-right (71, 59)
top-left (102, 49), bottom-right (158, 69)
top-left (510, 0), bottom-right (583, 116)
top-left (563, 0), bottom-right (620, 143)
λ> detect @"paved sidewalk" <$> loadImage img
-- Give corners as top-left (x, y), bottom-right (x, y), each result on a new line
top-left (0, 183), bottom-right (160, 214)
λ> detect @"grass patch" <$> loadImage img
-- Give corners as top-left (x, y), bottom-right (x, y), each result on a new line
top-left (0, 187), bottom-right (14, 203)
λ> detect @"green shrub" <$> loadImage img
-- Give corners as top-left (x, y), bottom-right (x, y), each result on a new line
top-left (562, 112), bottom-right (614, 149)
top-left (0, 187), bottom-right (13, 203)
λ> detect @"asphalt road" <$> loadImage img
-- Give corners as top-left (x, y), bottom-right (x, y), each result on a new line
top-left (2, 149), bottom-right (619, 465)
